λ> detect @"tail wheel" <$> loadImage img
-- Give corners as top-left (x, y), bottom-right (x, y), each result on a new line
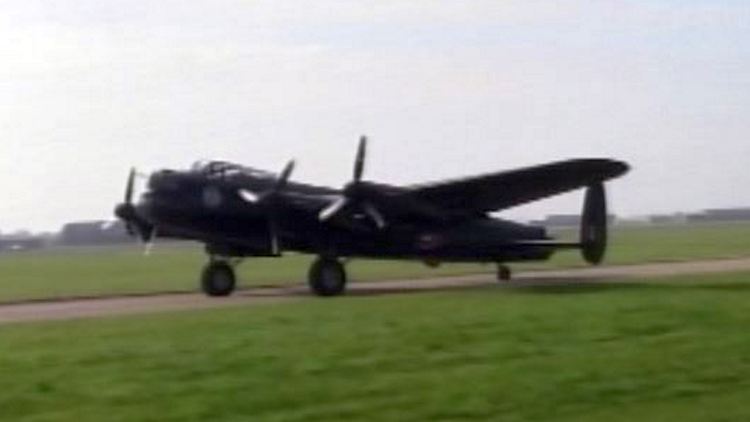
top-left (308, 258), bottom-right (347, 297)
top-left (497, 264), bottom-right (512, 282)
top-left (201, 261), bottom-right (237, 297)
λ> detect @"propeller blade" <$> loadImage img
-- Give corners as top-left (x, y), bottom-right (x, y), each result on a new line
top-left (143, 227), bottom-right (157, 256)
top-left (238, 160), bottom-right (296, 205)
top-left (276, 160), bottom-right (295, 192)
top-left (238, 189), bottom-right (261, 204)
top-left (236, 160), bottom-right (296, 255)
top-left (268, 218), bottom-right (280, 256)
top-left (362, 202), bottom-right (387, 230)
top-left (319, 196), bottom-right (349, 222)
top-left (353, 136), bottom-right (367, 182)
top-left (125, 167), bottom-right (136, 204)
top-left (116, 169), bottom-right (140, 237)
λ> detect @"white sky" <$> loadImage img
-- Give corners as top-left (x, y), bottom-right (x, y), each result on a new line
top-left (1, 1), bottom-right (749, 232)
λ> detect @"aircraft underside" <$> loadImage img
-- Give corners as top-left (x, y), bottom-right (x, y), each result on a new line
top-left (146, 214), bottom-right (562, 297)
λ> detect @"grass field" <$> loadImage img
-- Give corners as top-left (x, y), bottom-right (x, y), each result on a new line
top-left (2, 271), bottom-right (750, 421)
top-left (1, 223), bottom-right (750, 302)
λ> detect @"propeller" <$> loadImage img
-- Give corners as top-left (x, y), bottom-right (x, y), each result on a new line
top-left (114, 167), bottom-right (139, 236)
top-left (114, 167), bottom-right (156, 248)
top-left (239, 160), bottom-right (295, 205)
top-left (318, 136), bottom-right (387, 230)
top-left (267, 159), bottom-right (295, 200)
top-left (238, 160), bottom-right (296, 255)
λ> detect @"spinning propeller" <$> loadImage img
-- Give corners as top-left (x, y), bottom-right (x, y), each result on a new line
top-left (114, 167), bottom-right (156, 254)
top-left (318, 136), bottom-right (387, 229)
top-left (239, 160), bottom-right (296, 206)
top-left (238, 160), bottom-right (296, 255)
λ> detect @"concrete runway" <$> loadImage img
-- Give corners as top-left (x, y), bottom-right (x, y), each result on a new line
top-left (2, 257), bottom-right (750, 324)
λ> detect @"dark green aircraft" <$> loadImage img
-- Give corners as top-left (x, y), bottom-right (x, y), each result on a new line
top-left (115, 137), bottom-right (629, 297)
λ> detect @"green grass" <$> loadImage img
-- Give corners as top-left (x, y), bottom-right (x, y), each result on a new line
top-left (2, 222), bottom-right (750, 302)
top-left (0, 247), bottom-right (484, 302)
top-left (3, 271), bottom-right (750, 421)
top-left (542, 222), bottom-right (750, 267)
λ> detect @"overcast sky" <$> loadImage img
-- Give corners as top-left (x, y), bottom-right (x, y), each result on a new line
top-left (1, 1), bottom-right (749, 232)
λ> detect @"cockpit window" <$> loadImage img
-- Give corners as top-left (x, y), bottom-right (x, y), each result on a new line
top-left (191, 161), bottom-right (274, 180)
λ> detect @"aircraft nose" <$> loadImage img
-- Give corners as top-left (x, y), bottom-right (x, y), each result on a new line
top-left (114, 203), bottom-right (135, 221)
top-left (115, 192), bottom-right (156, 222)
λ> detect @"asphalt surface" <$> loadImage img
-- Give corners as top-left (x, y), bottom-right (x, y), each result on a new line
top-left (2, 257), bottom-right (750, 324)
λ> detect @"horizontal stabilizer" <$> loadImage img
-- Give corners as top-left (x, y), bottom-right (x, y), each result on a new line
top-left (507, 240), bottom-right (582, 249)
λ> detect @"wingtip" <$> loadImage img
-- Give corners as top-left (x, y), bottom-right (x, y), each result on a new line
top-left (610, 160), bottom-right (631, 178)
top-left (568, 158), bottom-right (631, 179)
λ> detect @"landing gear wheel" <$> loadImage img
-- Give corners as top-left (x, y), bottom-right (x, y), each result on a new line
top-left (201, 261), bottom-right (237, 297)
top-left (497, 265), bottom-right (512, 282)
top-left (309, 258), bottom-right (347, 297)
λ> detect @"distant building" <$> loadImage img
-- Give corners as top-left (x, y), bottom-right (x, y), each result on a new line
top-left (543, 214), bottom-right (581, 227)
top-left (686, 208), bottom-right (750, 223)
top-left (532, 214), bottom-right (617, 228)
top-left (58, 221), bottom-right (131, 246)
top-left (649, 213), bottom-right (687, 225)
top-left (704, 208), bottom-right (750, 221)
top-left (0, 235), bottom-right (45, 252)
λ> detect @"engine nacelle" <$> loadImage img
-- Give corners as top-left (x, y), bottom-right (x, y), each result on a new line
top-left (581, 183), bottom-right (607, 265)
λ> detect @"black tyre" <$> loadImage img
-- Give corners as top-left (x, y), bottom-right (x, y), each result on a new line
top-left (201, 261), bottom-right (237, 297)
top-left (497, 265), bottom-right (512, 282)
top-left (308, 258), bottom-right (347, 297)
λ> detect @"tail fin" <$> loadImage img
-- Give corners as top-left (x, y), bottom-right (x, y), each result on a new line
top-left (581, 183), bottom-right (607, 265)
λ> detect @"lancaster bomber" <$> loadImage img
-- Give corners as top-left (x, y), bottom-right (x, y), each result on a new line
top-left (115, 137), bottom-right (629, 297)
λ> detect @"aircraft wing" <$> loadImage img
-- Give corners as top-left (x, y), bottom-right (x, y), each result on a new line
top-left (406, 159), bottom-right (629, 214)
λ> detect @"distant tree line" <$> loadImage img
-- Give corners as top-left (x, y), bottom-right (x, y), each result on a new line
top-left (0, 221), bottom-right (131, 252)
top-left (2, 208), bottom-right (750, 252)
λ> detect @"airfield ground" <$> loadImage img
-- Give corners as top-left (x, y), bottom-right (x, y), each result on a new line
top-left (2, 222), bottom-right (750, 421)
top-left (2, 257), bottom-right (750, 324)
top-left (2, 269), bottom-right (750, 421)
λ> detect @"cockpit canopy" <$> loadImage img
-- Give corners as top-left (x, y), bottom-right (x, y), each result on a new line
top-left (190, 161), bottom-right (275, 180)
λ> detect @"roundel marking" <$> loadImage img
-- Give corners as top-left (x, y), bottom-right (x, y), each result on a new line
top-left (202, 186), bottom-right (224, 208)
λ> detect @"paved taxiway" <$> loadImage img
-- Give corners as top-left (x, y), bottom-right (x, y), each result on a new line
top-left (2, 257), bottom-right (750, 324)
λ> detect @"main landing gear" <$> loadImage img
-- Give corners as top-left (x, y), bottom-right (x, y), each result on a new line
top-left (497, 264), bottom-right (512, 282)
top-left (201, 259), bottom-right (238, 297)
top-left (308, 257), bottom-right (348, 297)
top-left (200, 256), bottom-right (349, 298)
